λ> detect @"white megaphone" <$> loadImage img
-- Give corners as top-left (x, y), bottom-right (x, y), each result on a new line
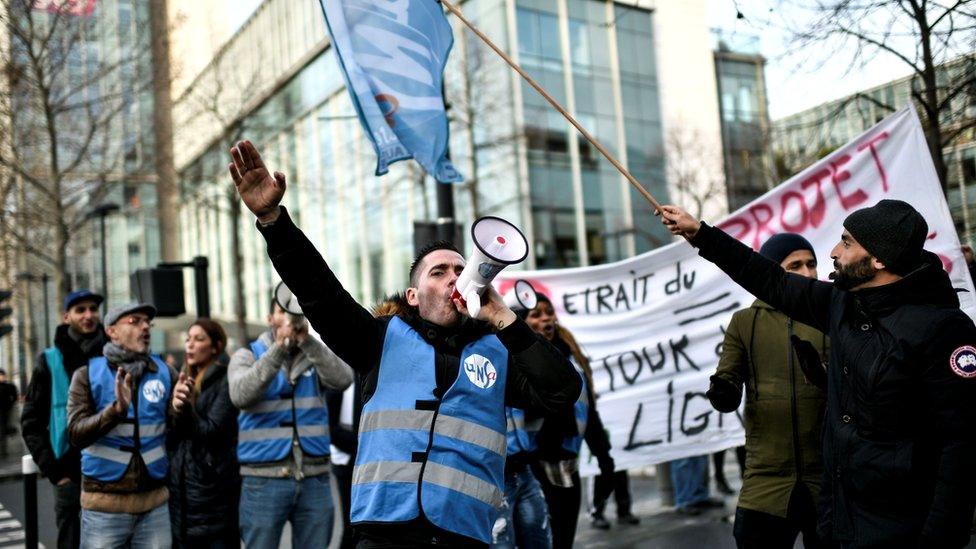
top-left (452, 216), bottom-right (529, 318)
top-left (274, 281), bottom-right (306, 330)
top-left (503, 279), bottom-right (538, 312)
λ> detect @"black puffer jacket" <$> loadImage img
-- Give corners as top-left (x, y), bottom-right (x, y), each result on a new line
top-left (167, 363), bottom-right (240, 542)
top-left (693, 223), bottom-right (976, 548)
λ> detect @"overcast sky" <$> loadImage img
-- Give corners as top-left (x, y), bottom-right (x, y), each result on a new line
top-left (705, 0), bottom-right (915, 119)
top-left (227, 0), bottom-right (916, 121)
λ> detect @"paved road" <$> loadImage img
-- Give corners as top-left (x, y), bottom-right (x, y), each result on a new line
top-left (0, 457), bottom-right (973, 549)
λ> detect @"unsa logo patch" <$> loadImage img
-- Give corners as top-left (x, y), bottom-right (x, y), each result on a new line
top-left (949, 345), bottom-right (976, 379)
top-left (142, 379), bottom-right (166, 403)
top-left (463, 354), bottom-right (497, 390)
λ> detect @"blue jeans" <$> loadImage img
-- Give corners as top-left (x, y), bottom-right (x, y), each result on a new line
top-left (80, 504), bottom-right (171, 549)
top-left (491, 465), bottom-right (552, 549)
top-left (670, 456), bottom-right (710, 508)
top-left (239, 474), bottom-right (334, 549)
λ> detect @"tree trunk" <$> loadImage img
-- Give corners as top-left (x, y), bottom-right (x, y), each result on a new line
top-left (150, 0), bottom-right (180, 262)
top-left (913, 1), bottom-right (949, 192)
top-left (41, 79), bottom-right (69, 305)
top-left (228, 186), bottom-right (248, 345)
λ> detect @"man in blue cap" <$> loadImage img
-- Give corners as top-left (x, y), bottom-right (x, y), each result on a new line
top-left (22, 289), bottom-right (105, 549)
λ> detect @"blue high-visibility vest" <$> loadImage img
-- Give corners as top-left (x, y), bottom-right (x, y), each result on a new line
top-left (561, 369), bottom-right (589, 455)
top-left (505, 407), bottom-right (543, 456)
top-left (350, 316), bottom-right (509, 544)
top-left (237, 339), bottom-right (331, 463)
top-left (43, 347), bottom-right (71, 459)
top-left (80, 356), bottom-right (171, 482)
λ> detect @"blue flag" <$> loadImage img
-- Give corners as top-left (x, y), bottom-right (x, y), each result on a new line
top-left (319, 0), bottom-right (463, 183)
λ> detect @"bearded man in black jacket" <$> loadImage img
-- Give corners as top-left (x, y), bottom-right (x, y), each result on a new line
top-left (660, 199), bottom-right (976, 548)
top-left (228, 140), bottom-right (580, 549)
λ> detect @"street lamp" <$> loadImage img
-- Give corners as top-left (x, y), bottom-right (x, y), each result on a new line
top-left (87, 203), bottom-right (120, 307)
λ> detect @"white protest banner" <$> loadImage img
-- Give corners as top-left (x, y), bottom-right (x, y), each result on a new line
top-left (496, 105), bottom-right (976, 474)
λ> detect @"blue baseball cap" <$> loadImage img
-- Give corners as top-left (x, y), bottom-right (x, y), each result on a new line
top-left (64, 289), bottom-right (104, 312)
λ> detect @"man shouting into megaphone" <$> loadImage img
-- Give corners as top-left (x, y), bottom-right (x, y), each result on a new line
top-left (228, 140), bottom-right (580, 548)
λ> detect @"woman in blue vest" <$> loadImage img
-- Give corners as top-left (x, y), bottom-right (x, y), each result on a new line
top-left (524, 295), bottom-right (617, 549)
top-left (168, 319), bottom-right (240, 548)
top-left (229, 139), bottom-right (581, 548)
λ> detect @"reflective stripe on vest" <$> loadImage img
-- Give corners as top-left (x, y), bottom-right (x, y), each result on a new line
top-left (44, 347), bottom-right (70, 460)
top-left (80, 356), bottom-right (171, 482)
top-left (505, 407), bottom-right (543, 456)
top-left (237, 338), bottom-right (330, 464)
top-left (561, 370), bottom-right (589, 455)
top-left (350, 316), bottom-right (508, 544)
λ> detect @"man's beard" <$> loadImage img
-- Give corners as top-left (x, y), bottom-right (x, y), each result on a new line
top-left (829, 256), bottom-right (876, 290)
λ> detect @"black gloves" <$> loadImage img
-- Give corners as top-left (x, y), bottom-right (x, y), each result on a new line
top-left (706, 375), bottom-right (742, 413)
top-left (791, 335), bottom-right (827, 391)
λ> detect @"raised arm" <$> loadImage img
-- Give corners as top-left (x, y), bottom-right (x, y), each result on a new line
top-left (229, 140), bottom-right (385, 373)
top-left (659, 206), bottom-right (834, 333)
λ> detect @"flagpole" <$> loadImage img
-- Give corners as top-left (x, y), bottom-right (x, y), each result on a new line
top-left (439, 0), bottom-right (662, 213)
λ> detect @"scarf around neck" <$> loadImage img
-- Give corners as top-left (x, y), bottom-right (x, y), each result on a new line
top-left (102, 341), bottom-right (153, 379)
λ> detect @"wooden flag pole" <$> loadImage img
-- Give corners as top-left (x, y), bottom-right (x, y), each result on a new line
top-left (439, 0), bottom-right (662, 213)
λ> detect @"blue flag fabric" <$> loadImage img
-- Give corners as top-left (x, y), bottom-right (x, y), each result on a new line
top-left (319, 0), bottom-right (463, 183)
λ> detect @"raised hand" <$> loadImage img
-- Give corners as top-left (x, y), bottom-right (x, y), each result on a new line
top-left (112, 367), bottom-right (133, 415)
top-left (656, 205), bottom-right (702, 240)
top-left (172, 372), bottom-right (193, 413)
top-left (228, 140), bottom-right (287, 223)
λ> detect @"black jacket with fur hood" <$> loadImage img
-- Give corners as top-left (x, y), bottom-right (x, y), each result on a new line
top-left (257, 208), bottom-right (581, 547)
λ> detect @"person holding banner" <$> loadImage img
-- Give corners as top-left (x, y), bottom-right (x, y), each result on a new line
top-left (660, 199), bottom-right (976, 548)
top-left (522, 294), bottom-right (618, 549)
top-left (962, 245), bottom-right (976, 284)
top-left (227, 140), bottom-right (580, 548)
top-left (706, 233), bottom-right (829, 548)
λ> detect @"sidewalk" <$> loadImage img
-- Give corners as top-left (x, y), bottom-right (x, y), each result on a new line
top-left (574, 466), bottom-right (737, 549)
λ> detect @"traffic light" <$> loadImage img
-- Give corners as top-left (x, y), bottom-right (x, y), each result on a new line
top-left (0, 290), bottom-right (11, 339)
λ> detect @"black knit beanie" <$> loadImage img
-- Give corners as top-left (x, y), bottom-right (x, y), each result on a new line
top-left (759, 233), bottom-right (815, 265)
top-left (842, 199), bottom-right (927, 275)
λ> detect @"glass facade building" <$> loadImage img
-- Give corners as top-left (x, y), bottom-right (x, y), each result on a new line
top-left (175, 0), bottom-right (716, 330)
top-left (713, 31), bottom-right (774, 212)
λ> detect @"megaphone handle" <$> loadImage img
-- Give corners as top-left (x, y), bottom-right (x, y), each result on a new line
top-left (465, 290), bottom-right (482, 318)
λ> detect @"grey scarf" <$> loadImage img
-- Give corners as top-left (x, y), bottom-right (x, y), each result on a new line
top-left (102, 342), bottom-right (153, 379)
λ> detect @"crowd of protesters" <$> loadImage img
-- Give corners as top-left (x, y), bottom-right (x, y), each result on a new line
top-left (10, 136), bottom-right (976, 549)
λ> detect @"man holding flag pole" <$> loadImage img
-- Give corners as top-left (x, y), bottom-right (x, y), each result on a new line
top-left (658, 201), bottom-right (976, 547)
